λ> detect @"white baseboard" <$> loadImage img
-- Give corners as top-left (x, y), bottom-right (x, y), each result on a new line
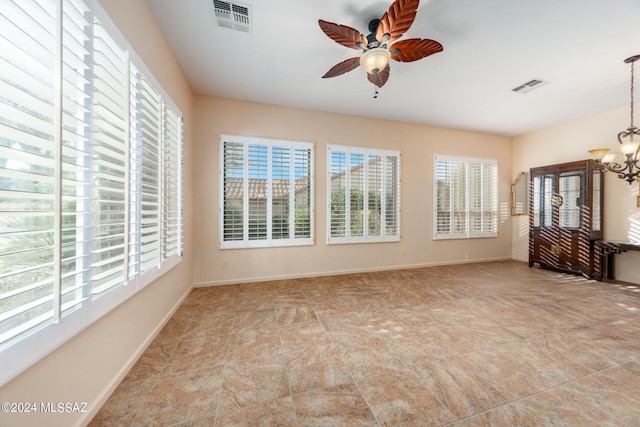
top-left (193, 256), bottom-right (513, 287)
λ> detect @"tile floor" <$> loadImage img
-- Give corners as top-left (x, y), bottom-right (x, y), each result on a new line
top-left (90, 261), bottom-right (640, 426)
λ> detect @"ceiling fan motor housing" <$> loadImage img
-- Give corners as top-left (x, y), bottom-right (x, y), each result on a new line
top-left (366, 19), bottom-right (382, 48)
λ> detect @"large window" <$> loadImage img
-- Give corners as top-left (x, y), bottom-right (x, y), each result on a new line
top-left (220, 135), bottom-right (314, 248)
top-left (0, 0), bottom-right (182, 385)
top-left (434, 155), bottom-right (498, 239)
top-left (328, 145), bottom-right (400, 244)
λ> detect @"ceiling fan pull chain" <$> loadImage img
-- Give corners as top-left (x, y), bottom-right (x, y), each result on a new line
top-left (374, 87), bottom-right (380, 99)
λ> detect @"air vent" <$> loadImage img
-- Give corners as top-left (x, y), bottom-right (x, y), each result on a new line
top-left (512, 79), bottom-right (550, 94)
top-left (213, 0), bottom-right (251, 33)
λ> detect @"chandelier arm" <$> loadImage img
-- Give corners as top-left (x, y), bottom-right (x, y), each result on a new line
top-left (602, 159), bottom-right (640, 184)
top-left (617, 128), bottom-right (640, 144)
top-left (603, 161), bottom-right (629, 174)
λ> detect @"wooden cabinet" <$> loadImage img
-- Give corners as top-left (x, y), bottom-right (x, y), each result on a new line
top-left (528, 159), bottom-right (604, 278)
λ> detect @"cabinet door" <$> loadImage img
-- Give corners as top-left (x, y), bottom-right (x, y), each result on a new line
top-left (558, 172), bottom-right (583, 229)
top-left (557, 171), bottom-right (588, 273)
top-left (558, 171), bottom-right (584, 272)
top-left (531, 174), bottom-right (557, 266)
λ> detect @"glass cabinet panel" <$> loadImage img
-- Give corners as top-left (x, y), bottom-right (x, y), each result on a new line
top-left (532, 175), bottom-right (541, 227)
top-left (543, 175), bottom-right (553, 227)
top-left (559, 172), bottom-right (583, 229)
top-left (593, 169), bottom-right (601, 231)
top-left (532, 174), bottom-right (555, 227)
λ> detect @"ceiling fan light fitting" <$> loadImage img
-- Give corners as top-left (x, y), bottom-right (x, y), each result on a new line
top-left (360, 47), bottom-right (390, 74)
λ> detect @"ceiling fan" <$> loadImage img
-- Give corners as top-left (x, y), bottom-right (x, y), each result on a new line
top-left (318, 0), bottom-right (443, 93)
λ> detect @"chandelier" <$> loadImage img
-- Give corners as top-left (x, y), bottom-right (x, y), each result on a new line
top-left (589, 54), bottom-right (640, 184)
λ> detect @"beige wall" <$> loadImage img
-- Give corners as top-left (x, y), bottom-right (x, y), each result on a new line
top-left (512, 106), bottom-right (640, 284)
top-left (193, 96), bottom-right (514, 286)
top-left (0, 1), bottom-right (195, 426)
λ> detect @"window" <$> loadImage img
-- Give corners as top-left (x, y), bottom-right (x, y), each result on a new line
top-left (434, 155), bottom-right (497, 239)
top-left (220, 135), bottom-right (314, 248)
top-left (0, 0), bottom-right (182, 385)
top-left (328, 145), bottom-right (400, 244)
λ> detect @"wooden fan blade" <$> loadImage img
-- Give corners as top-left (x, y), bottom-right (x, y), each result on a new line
top-left (322, 57), bottom-right (361, 78)
top-left (389, 38), bottom-right (443, 62)
top-left (375, 0), bottom-right (419, 45)
top-left (319, 20), bottom-right (367, 50)
top-left (367, 64), bottom-right (390, 88)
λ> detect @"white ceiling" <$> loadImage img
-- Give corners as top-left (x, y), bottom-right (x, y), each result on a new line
top-left (145, 0), bottom-right (640, 137)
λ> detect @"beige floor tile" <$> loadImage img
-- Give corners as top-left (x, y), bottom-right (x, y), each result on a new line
top-left (285, 343), bottom-right (352, 394)
top-left (561, 372), bottom-right (640, 425)
top-left (599, 360), bottom-right (640, 390)
top-left (450, 402), bottom-right (545, 427)
top-left (275, 303), bottom-right (317, 326)
top-left (227, 328), bottom-right (283, 363)
top-left (321, 315), bottom-right (372, 343)
top-left (279, 319), bottom-right (332, 358)
top-left (292, 383), bottom-right (379, 426)
top-left (215, 396), bottom-right (297, 427)
top-left (88, 378), bottom-right (155, 426)
top-left (307, 297), bottom-right (353, 318)
top-left (358, 371), bottom-right (456, 426)
top-left (165, 335), bottom-right (230, 372)
top-left (334, 335), bottom-right (409, 380)
top-left (136, 365), bottom-right (223, 425)
top-left (415, 357), bottom-right (505, 419)
top-left (220, 359), bottom-right (289, 409)
top-left (120, 339), bottom-right (175, 382)
top-left (517, 384), bottom-right (612, 426)
top-left (182, 312), bottom-right (235, 340)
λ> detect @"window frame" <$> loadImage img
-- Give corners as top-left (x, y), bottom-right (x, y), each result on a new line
top-left (219, 134), bottom-right (314, 249)
top-left (0, 0), bottom-right (183, 386)
top-left (327, 144), bottom-right (401, 245)
top-left (433, 154), bottom-right (498, 240)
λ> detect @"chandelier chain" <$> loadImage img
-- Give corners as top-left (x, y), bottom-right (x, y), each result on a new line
top-left (631, 60), bottom-right (635, 129)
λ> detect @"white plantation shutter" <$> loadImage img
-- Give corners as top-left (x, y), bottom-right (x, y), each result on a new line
top-left (248, 142), bottom-right (268, 240)
top-left (327, 145), bottom-right (401, 244)
top-left (367, 153), bottom-right (381, 237)
top-left (220, 135), bottom-right (314, 248)
top-left (480, 162), bottom-right (498, 235)
top-left (128, 62), bottom-right (143, 278)
top-left (162, 104), bottom-right (181, 260)
top-left (91, 15), bottom-right (128, 298)
top-left (222, 141), bottom-right (244, 241)
top-left (139, 74), bottom-right (161, 273)
top-left (350, 152), bottom-right (364, 237)
top-left (0, 0), bottom-right (182, 386)
top-left (272, 145), bottom-right (290, 240)
top-left (434, 155), bottom-right (498, 239)
top-left (329, 150), bottom-right (347, 238)
top-left (0, 0), bottom-right (58, 350)
top-left (60, 0), bottom-right (92, 315)
top-left (293, 147), bottom-right (312, 238)
top-left (385, 154), bottom-right (400, 236)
